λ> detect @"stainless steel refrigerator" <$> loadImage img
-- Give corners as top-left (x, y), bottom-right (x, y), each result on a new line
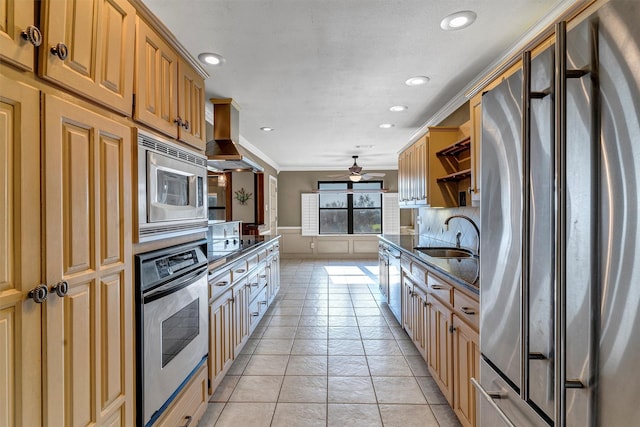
top-left (478, 0), bottom-right (640, 425)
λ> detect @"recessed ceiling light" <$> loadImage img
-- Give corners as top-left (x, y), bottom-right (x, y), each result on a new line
top-left (260, 127), bottom-right (274, 132)
top-left (198, 52), bottom-right (225, 66)
top-left (389, 105), bottom-right (408, 112)
top-left (405, 76), bottom-right (430, 86)
top-left (440, 11), bottom-right (477, 31)
top-left (356, 145), bottom-right (375, 149)
top-left (379, 123), bottom-right (395, 129)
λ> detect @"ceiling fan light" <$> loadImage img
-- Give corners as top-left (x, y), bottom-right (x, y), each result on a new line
top-left (349, 174), bottom-right (362, 182)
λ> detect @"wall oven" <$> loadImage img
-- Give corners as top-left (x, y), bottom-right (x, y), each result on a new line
top-left (135, 239), bottom-right (209, 427)
top-left (137, 130), bottom-right (208, 242)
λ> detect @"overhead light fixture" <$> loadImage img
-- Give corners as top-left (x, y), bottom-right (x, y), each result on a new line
top-left (260, 127), bottom-right (274, 132)
top-left (198, 52), bottom-right (225, 66)
top-left (355, 145), bottom-right (375, 149)
top-left (440, 11), bottom-right (477, 31)
top-left (405, 76), bottom-right (430, 86)
top-left (349, 174), bottom-right (362, 182)
top-left (390, 105), bottom-right (408, 112)
top-left (379, 123), bottom-right (395, 129)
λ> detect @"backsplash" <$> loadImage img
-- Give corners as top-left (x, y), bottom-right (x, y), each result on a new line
top-left (416, 206), bottom-right (480, 252)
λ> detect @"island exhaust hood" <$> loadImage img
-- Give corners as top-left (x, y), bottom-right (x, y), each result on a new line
top-left (206, 98), bottom-right (264, 172)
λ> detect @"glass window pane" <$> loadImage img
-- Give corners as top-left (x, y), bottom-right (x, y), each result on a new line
top-left (353, 193), bottom-right (381, 208)
top-left (320, 193), bottom-right (347, 208)
top-left (319, 182), bottom-right (348, 190)
top-left (353, 182), bottom-right (381, 190)
top-left (320, 210), bottom-right (348, 234)
top-left (353, 209), bottom-right (382, 234)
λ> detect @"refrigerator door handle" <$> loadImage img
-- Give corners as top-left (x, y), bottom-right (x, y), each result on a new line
top-left (471, 378), bottom-right (517, 427)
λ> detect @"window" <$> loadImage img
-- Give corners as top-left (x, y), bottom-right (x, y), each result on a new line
top-left (318, 181), bottom-right (382, 234)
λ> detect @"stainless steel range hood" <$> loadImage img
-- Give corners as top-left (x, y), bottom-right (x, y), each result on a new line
top-left (206, 98), bottom-right (264, 172)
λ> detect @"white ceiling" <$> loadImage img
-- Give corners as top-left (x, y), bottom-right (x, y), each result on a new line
top-left (143, 0), bottom-right (573, 172)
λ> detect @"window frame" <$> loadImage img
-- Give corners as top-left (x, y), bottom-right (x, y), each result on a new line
top-left (317, 180), bottom-right (383, 235)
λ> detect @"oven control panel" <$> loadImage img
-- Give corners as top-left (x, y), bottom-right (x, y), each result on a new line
top-left (137, 240), bottom-right (208, 292)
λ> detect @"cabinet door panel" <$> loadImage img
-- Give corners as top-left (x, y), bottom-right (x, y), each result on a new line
top-left (134, 17), bottom-right (178, 138)
top-left (0, 0), bottom-right (36, 70)
top-left (44, 94), bottom-right (132, 426)
top-left (178, 61), bottom-right (205, 150)
top-left (39, 0), bottom-right (135, 115)
top-left (453, 315), bottom-right (479, 427)
top-left (0, 77), bottom-right (42, 427)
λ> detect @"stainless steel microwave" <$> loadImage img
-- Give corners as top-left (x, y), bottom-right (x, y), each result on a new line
top-left (137, 131), bottom-right (208, 242)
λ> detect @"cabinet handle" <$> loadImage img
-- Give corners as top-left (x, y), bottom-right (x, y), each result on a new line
top-left (50, 42), bottom-right (68, 60)
top-left (449, 325), bottom-right (456, 333)
top-left (250, 283), bottom-right (259, 288)
top-left (174, 117), bottom-right (183, 127)
top-left (179, 415), bottom-right (193, 427)
top-left (235, 269), bottom-right (246, 274)
top-left (259, 274), bottom-right (267, 279)
top-left (251, 311), bottom-right (259, 317)
top-left (51, 280), bottom-right (69, 298)
top-left (431, 285), bottom-right (445, 290)
top-left (214, 281), bottom-right (229, 287)
top-left (21, 25), bottom-right (42, 46)
top-left (28, 284), bottom-right (48, 304)
top-left (460, 306), bottom-right (476, 315)
top-left (259, 300), bottom-right (267, 305)
top-left (182, 120), bottom-right (190, 130)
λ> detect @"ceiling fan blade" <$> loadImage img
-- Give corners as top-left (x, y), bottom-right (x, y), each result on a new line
top-left (327, 173), bottom-right (347, 177)
top-left (364, 172), bottom-right (386, 177)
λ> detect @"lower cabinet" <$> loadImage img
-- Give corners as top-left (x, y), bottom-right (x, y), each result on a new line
top-left (426, 293), bottom-right (454, 405)
top-left (396, 249), bottom-right (479, 427)
top-left (453, 314), bottom-right (480, 427)
top-left (209, 287), bottom-right (234, 391)
top-left (207, 239), bottom-right (281, 395)
top-left (155, 362), bottom-right (208, 427)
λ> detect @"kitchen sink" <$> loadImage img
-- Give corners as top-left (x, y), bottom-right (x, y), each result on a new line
top-left (414, 247), bottom-right (477, 259)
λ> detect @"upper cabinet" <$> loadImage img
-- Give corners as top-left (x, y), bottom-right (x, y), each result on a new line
top-left (398, 134), bottom-right (427, 208)
top-left (38, 0), bottom-right (136, 115)
top-left (0, 0), bottom-right (38, 71)
top-left (134, 16), bottom-right (206, 151)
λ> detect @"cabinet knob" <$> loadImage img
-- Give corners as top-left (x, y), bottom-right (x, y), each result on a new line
top-left (174, 117), bottom-right (184, 127)
top-left (50, 42), bottom-right (68, 60)
top-left (28, 284), bottom-right (48, 304)
top-left (21, 25), bottom-right (42, 46)
top-left (51, 280), bottom-right (69, 298)
top-left (182, 120), bottom-right (190, 130)
top-left (179, 415), bottom-right (193, 427)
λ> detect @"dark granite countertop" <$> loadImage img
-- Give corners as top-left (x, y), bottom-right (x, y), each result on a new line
top-left (379, 234), bottom-right (479, 295)
top-left (207, 235), bottom-right (280, 266)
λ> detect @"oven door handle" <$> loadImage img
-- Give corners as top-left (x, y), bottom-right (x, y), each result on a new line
top-left (143, 266), bottom-right (208, 304)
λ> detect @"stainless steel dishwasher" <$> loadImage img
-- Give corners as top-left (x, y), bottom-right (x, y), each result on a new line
top-left (386, 246), bottom-right (402, 324)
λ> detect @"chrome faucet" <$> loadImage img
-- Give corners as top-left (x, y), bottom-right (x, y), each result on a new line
top-left (444, 215), bottom-right (480, 255)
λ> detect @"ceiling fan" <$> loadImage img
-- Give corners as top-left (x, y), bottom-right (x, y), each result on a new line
top-left (328, 156), bottom-right (386, 182)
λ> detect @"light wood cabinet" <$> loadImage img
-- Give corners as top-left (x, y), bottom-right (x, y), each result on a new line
top-left (43, 94), bottom-right (133, 426)
top-left (469, 93), bottom-right (482, 206)
top-left (401, 272), bottom-right (415, 340)
top-left (398, 135), bottom-right (428, 207)
top-left (177, 59), bottom-right (206, 149)
top-left (155, 362), bottom-right (208, 427)
top-left (0, 76), bottom-right (42, 427)
top-left (0, 0), bottom-right (38, 70)
top-left (453, 314), bottom-right (480, 427)
top-left (39, 0), bottom-right (136, 115)
top-left (134, 17), bottom-right (206, 151)
top-left (209, 287), bottom-right (234, 391)
top-left (426, 293), bottom-right (454, 405)
top-left (427, 126), bottom-right (470, 208)
top-left (233, 278), bottom-right (250, 354)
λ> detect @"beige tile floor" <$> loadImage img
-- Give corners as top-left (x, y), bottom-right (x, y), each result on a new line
top-left (198, 258), bottom-right (461, 427)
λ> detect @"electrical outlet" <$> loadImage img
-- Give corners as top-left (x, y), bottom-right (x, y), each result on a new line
top-left (310, 242), bottom-right (315, 249)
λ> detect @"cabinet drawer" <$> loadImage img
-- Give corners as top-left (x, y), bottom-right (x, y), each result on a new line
top-left (411, 260), bottom-right (428, 283)
top-left (231, 260), bottom-right (248, 280)
top-left (209, 269), bottom-right (232, 297)
top-left (401, 254), bottom-right (412, 273)
top-left (246, 254), bottom-right (259, 271)
top-left (249, 286), bottom-right (268, 333)
top-left (427, 274), bottom-right (453, 304)
top-left (155, 362), bottom-right (208, 427)
top-left (453, 289), bottom-right (479, 329)
top-left (247, 272), bottom-right (262, 300)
